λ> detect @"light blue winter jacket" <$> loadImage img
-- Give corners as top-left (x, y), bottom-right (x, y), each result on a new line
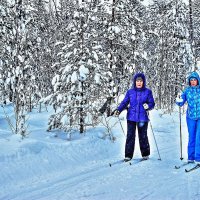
top-left (177, 71), bottom-right (200, 120)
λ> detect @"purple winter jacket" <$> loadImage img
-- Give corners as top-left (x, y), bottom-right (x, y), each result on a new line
top-left (117, 73), bottom-right (155, 122)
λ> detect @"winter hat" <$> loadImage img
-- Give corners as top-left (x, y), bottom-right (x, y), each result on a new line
top-left (189, 77), bottom-right (197, 81)
top-left (136, 76), bottom-right (143, 81)
top-left (133, 72), bottom-right (146, 89)
top-left (187, 71), bottom-right (200, 86)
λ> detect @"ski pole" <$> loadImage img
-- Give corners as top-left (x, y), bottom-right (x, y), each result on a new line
top-left (117, 116), bottom-right (126, 136)
top-left (110, 110), bottom-right (126, 136)
top-left (148, 112), bottom-right (162, 161)
top-left (179, 106), bottom-right (183, 160)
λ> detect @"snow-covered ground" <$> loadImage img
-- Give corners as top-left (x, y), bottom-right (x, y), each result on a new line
top-left (0, 104), bottom-right (200, 200)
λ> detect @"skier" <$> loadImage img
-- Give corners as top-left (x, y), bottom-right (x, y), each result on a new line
top-left (176, 71), bottom-right (200, 165)
top-left (113, 72), bottom-right (155, 162)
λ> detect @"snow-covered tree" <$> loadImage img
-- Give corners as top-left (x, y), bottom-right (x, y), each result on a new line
top-left (45, 0), bottom-right (107, 135)
top-left (145, 0), bottom-right (193, 111)
top-left (0, 0), bottom-right (38, 136)
top-left (191, 0), bottom-right (200, 63)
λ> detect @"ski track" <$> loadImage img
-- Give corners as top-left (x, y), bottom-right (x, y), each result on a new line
top-left (2, 161), bottom-right (115, 200)
top-left (2, 157), bottom-right (200, 200)
top-left (186, 175), bottom-right (200, 200)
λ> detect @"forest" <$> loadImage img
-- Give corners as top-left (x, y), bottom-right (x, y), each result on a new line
top-left (0, 0), bottom-right (200, 137)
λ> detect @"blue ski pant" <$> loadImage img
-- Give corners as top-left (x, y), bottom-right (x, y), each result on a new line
top-left (186, 117), bottom-right (200, 162)
top-left (125, 121), bottom-right (150, 158)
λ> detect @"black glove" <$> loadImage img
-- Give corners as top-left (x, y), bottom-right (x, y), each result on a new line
top-left (111, 109), bottom-right (120, 117)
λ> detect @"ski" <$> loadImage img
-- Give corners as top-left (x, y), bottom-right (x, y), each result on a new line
top-left (109, 158), bottom-right (148, 167)
top-left (109, 159), bottom-right (131, 167)
top-left (127, 158), bottom-right (149, 166)
top-left (185, 164), bottom-right (200, 173)
top-left (174, 162), bottom-right (193, 169)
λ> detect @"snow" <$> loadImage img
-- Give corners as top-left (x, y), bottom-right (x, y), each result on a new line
top-left (1, 105), bottom-right (200, 200)
top-left (52, 74), bottom-right (60, 85)
top-left (57, 94), bottom-right (63, 102)
top-left (63, 64), bottom-right (72, 74)
top-left (39, 94), bottom-right (53, 104)
top-left (74, 11), bottom-right (79, 19)
top-left (79, 65), bottom-right (89, 79)
top-left (54, 41), bottom-right (64, 46)
top-left (93, 51), bottom-right (99, 61)
top-left (71, 71), bottom-right (78, 83)
top-left (114, 26), bottom-right (120, 34)
top-left (17, 55), bottom-right (24, 63)
top-left (94, 74), bottom-right (100, 84)
top-left (132, 26), bottom-right (136, 35)
top-left (141, 0), bottom-right (188, 6)
top-left (197, 60), bottom-right (200, 72)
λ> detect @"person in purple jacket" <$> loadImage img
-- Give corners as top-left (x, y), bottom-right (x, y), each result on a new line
top-left (113, 73), bottom-right (155, 162)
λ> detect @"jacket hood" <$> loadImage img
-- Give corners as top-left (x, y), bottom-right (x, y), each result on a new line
top-left (133, 73), bottom-right (146, 89)
top-left (188, 71), bottom-right (200, 86)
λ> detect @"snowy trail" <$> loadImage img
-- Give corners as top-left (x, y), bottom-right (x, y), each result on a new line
top-left (2, 151), bottom-right (200, 200)
top-left (1, 108), bottom-right (200, 200)
top-left (7, 163), bottom-right (111, 200)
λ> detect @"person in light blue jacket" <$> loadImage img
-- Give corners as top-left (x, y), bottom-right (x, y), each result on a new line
top-left (176, 71), bottom-right (200, 164)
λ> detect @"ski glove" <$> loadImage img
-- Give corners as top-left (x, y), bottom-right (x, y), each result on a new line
top-left (143, 103), bottom-right (149, 110)
top-left (176, 97), bottom-right (183, 107)
top-left (111, 109), bottom-right (120, 117)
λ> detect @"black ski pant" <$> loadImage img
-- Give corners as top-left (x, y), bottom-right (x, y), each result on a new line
top-left (125, 120), bottom-right (150, 159)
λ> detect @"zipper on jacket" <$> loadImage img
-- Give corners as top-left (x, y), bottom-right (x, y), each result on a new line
top-left (136, 91), bottom-right (140, 121)
top-left (195, 88), bottom-right (197, 119)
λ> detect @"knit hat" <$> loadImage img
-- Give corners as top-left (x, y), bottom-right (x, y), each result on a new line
top-left (189, 77), bottom-right (197, 81)
top-left (136, 76), bottom-right (143, 81)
